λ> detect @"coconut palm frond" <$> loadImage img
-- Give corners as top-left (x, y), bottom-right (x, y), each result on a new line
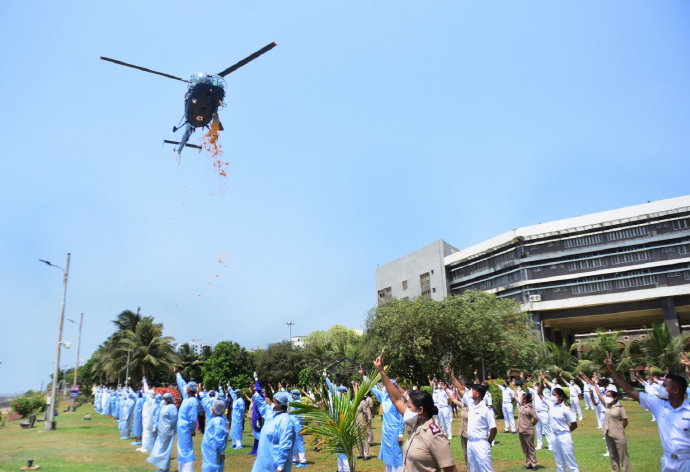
top-left (290, 371), bottom-right (382, 472)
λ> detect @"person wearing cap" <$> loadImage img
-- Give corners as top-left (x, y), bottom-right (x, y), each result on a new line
top-left (289, 389), bottom-right (308, 467)
top-left (120, 391), bottom-right (137, 440)
top-left (355, 391), bottom-right (373, 460)
top-left (147, 392), bottom-right (178, 472)
top-left (361, 369), bottom-right (404, 472)
top-left (175, 367), bottom-right (200, 472)
top-left (373, 352), bottom-right (457, 472)
top-left (201, 387), bottom-right (219, 431)
top-left (539, 372), bottom-right (579, 472)
top-left (202, 399), bottom-right (229, 472)
top-left (251, 389), bottom-right (296, 472)
top-left (131, 390), bottom-right (146, 446)
top-left (228, 385), bottom-right (246, 448)
top-left (604, 351), bottom-right (690, 472)
top-left (447, 367), bottom-right (497, 472)
top-left (249, 373), bottom-right (265, 456)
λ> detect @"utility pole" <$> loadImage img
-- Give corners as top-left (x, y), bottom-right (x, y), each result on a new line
top-left (41, 252), bottom-right (71, 431)
top-left (69, 312), bottom-right (84, 411)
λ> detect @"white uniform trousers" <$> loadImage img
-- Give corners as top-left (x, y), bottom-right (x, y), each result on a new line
top-left (467, 438), bottom-right (493, 472)
top-left (178, 461), bottom-right (195, 472)
top-left (502, 403), bottom-right (515, 432)
top-left (438, 406), bottom-right (452, 437)
top-left (535, 411), bottom-right (553, 449)
top-left (384, 465), bottom-right (403, 472)
top-left (552, 431), bottom-right (579, 472)
top-left (661, 454), bottom-right (690, 472)
top-left (596, 406), bottom-right (605, 429)
top-left (583, 393), bottom-right (592, 410)
top-left (569, 397), bottom-right (582, 420)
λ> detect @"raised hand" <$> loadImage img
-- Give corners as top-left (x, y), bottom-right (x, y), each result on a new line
top-left (374, 349), bottom-right (385, 372)
top-left (604, 351), bottom-right (614, 368)
top-left (681, 352), bottom-right (690, 368)
top-left (445, 365), bottom-right (452, 376)
top-left (358, 365), bottom-right (365, 376)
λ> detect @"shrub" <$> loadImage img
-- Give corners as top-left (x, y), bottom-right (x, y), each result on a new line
top-left (11, 393), bottom-right (45, 417)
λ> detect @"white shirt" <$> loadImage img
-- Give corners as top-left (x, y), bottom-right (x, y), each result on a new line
top-left (466, 400), bottom-right (497, 440)
top-left (549, 401), bottom-right (576, 434)
top-left (434, 388), bottom-right (450, 409)
top-left (569, 383), bottom-right (581, 397)
top-left (498, 384), bottom-right (514, 404)
top-left (484, 391), bottom-right (493, 407)
top-left (529, 387), bottom-right (550, 414)
top-left (640, 393), bottom-right (690, 456)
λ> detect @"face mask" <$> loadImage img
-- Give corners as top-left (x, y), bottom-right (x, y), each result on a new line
top-left (604, 397), bottom-right (614, 405)
top-left (403, 408), bottom-right (419, 427)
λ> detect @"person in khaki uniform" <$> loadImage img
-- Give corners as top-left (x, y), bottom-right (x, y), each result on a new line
top-left (514, 390), bottom-right (539, 470)
top-left (373, 350), bottom-right (457, 472)
top-left (366, 394), bottom-right (375, 445)
top-left (582, 374), bottom-right (631, 472)
top-left (356, 394), bottom-right (373, 460)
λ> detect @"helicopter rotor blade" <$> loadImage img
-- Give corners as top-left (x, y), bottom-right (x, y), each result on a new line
top-left (100, 57), bottom-right (187, 82)
top-left (217, 42), bottom-right (277, 78)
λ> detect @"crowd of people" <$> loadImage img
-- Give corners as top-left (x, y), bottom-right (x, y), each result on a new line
top-left (89, 350), bottom-right (690, 472)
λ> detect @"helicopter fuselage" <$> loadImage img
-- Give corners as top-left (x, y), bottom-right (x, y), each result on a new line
top-left (185, 73), bottom-right (226, 128)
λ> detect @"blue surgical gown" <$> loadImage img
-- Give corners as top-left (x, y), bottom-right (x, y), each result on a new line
top-left (131, 396), bottom-right (145, 437)
top-left (229, 389), bottom-right (245, 442)
top-left (119, 396), bottom-right (135, 439)
top-left (176, 373), bottom-right (199, 464)
top-left (147, 403), bottom-right (178, 470)
top-left (202, 415), bottom-right (229, 472)
top-left (251, 394), bottom-right (295, 472)
top-left (371, 385), bottom-right (404, 467)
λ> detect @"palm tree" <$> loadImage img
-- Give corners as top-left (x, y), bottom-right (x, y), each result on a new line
top-left (178, 343), bottom-right (204, 382)
top-left (120, 316), bottom-right (178, 386)
top-left (290, 372), bottom-right (382, 472)
top-left (621, 322), bottom-right (689, 373)
top-left (582, 329), bottom-right (624, 370)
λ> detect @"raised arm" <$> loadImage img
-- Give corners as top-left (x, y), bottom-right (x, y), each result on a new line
top-left (445, 365), bottom-right (466, 397)
top-left (580, 372), bottom-right (604, 405)
top-left (603, 352), bottom-right (639, 402)
top-left (174, 367), bottom-right (189, 400)
top-left (373, 349), bottom-right (407, 415)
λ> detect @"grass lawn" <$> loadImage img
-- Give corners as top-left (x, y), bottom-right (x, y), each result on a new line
top-left (0, 400), bottom-right (662, 471)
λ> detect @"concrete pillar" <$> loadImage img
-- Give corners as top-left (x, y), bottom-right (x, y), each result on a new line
top-left (661, 296), bottom-right (681, 337)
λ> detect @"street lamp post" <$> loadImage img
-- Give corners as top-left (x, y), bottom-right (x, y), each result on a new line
top-left (286, 321), bottom-right (295, 342)
top-left (40, 253), bottom-right (71, 431)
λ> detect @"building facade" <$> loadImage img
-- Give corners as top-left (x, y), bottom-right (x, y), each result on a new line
top-left (376, 239), bottom-right (458, 305)
top-left (376, 195), bottom-right (690, 343)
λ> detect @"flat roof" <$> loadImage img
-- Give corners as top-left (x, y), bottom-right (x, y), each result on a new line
top-left (445, 194), bottom-right (690, 266)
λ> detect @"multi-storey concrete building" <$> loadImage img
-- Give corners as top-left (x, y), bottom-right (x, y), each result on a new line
top-left (376, 195), bottom-right (690, 343)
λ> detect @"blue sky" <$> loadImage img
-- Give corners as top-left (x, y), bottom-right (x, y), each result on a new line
top-left (1, 1), bottom-right (688, 393)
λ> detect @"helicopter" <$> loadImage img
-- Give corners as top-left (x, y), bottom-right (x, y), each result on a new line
top-left (101, 42), bottom-right (277, 164)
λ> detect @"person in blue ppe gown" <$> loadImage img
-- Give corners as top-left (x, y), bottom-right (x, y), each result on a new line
top-left (113, 390), bottom-right (122, 419)
top-left (131, 391), bottom-right (145, 445)
top-left (249, 373), bottom-right (265, 457)
top-left (369, 374), bottom-right (405, 472)
top-left (147, 393), bottom-right (177, 472)
top-left (175, 367), bottom-right (200, 472)
top-left (202, 399), bottom-right (229, 472)
top-left (104, 390), bottom-right (113, 417)
top-left (120, 392), bottom-right (137, 439)
top-left (228, 386), bottom-right (246, 448)
top-left (201, 387), bottom-right (219, 431)
top-left (325, 372), bottom-right (354, 472)
top-left (149, 394), bottom-right (163, 447)
top-left (290, 389), bottom-right (308, 467)
top-left (251, 390), bottom-right (295, 472)
top-left (138, 390), bottom-right (156, 453)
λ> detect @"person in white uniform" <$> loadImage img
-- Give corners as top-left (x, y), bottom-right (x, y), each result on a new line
top-left (539, 374), bottom-right (579, 472)
top-left (432, 380), bottom-right (453, 440)
top-left (490, 376), bottom-right (515, 433)
top-left (562, 375), bottom-right (583, 421)
top-left (447, 366), bottom-right (497, 472)
top-left (582, 382), bottom-right (593, 411)
top-left (604, 351), bottom-right (690, 472)
top-left (528, 373), bottom-right (553, 451)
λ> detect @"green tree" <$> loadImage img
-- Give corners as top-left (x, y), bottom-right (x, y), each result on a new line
top-left (120, 316), bottom-right (178, 387)
top-left (202, 341), bottom-right (255, 390)
top-left (254, 341), bottom-right (309, 386)
top-left (620, 322), bottom-right (689, 373)
top-left (303, 325), bottom-right (363, 365)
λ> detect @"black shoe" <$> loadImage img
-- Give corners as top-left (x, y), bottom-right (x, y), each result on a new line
top-left (363, 457), bottom-right (371, 461)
